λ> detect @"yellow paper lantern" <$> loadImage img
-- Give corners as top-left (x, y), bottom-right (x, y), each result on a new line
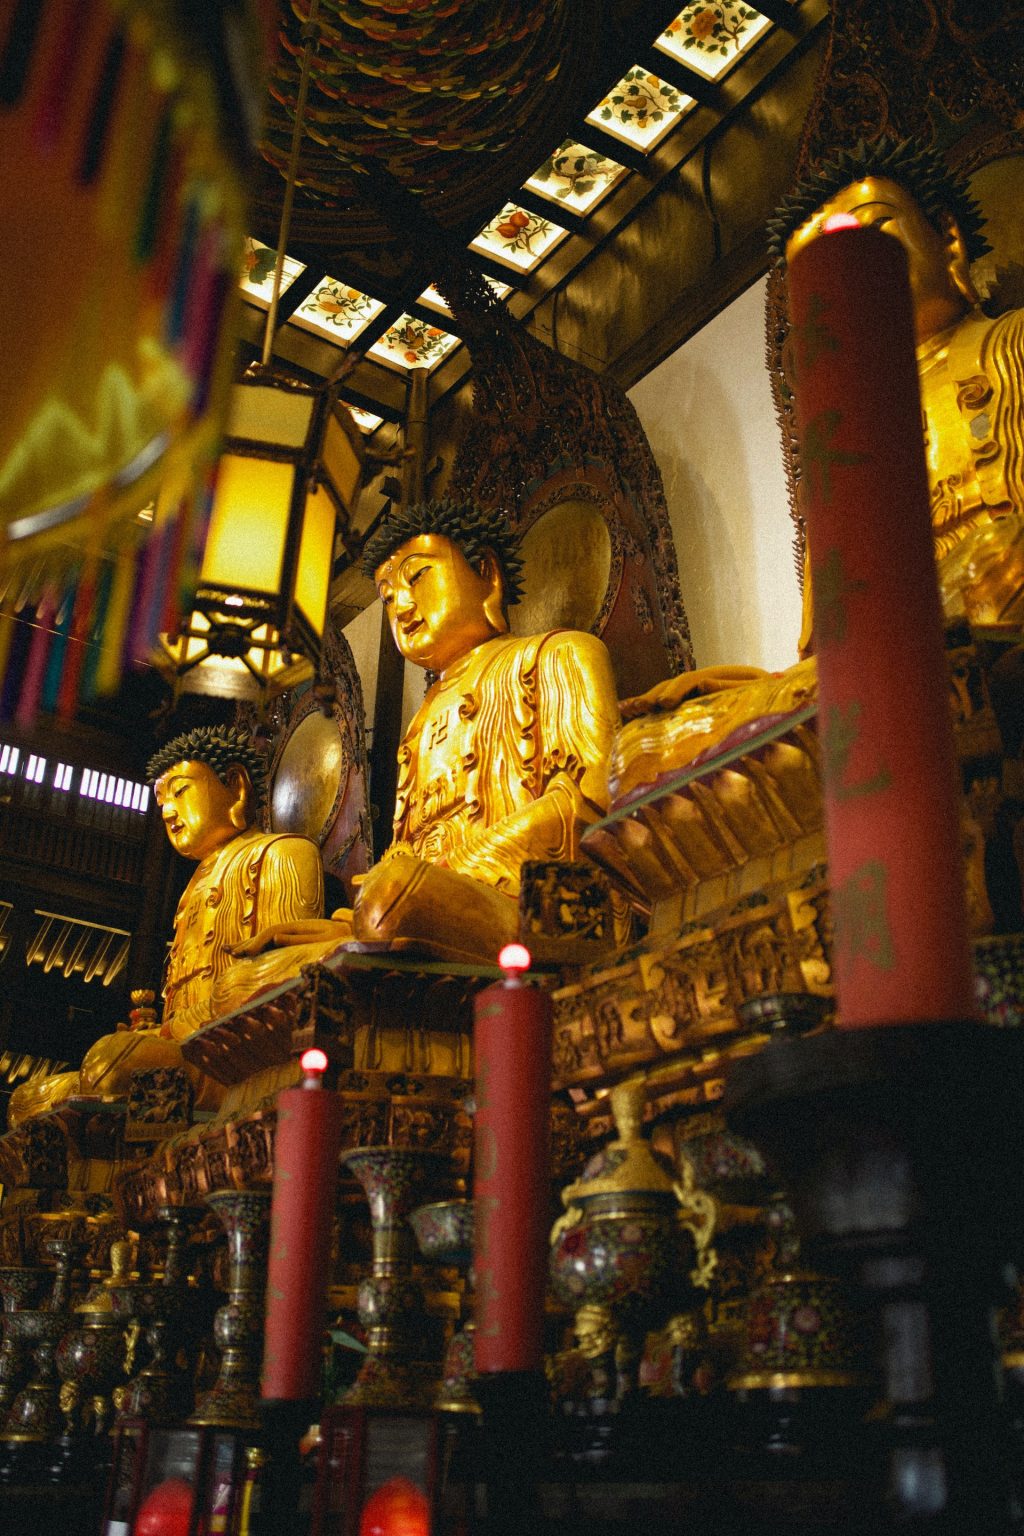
top-left (157, 369), bottom-right (362, 699)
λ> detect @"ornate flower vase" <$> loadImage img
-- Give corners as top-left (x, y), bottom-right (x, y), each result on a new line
top-left (0, 1240), bottom-right (76, 1481)
top-left (190, 1189), bottom-right (271, 1432)
top-left (549, 1082), bottom-right (717, 1403)
top-left (727, 1269), bottom-right (870, 1456)
top-left (0, 1268), bottom-right (48, 1419)
top-left (112, 1206), bottom-right (202, 1427)
top-left (410, 1198), bottom-right (479, 1414)
top-left (342, 1148), bottom-right (445, 1409)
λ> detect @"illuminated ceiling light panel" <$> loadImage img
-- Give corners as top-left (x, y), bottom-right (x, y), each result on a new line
top-left (240, 238), bottom-right (305, 305)
top-left (348, 405), bottom-right (384, 433)
top-left (655, 2), bottom-right (772, 80)
top-left (586, 67), bottom-right (694, 151)
top-left (470, 204), bottom-right (567, 273)
top-left (291, 279), bottom-right (386, 344)
top-left (368, 315), bottom-right (461, 372)
top-left (526, 139), bottom-right (627, 213)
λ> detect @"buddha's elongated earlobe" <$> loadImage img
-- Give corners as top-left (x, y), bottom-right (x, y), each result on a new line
top-left (225, 765), bottom-right (253, 831)
top-left (942, 211), bottom-right (983, 312)
top-left (479, 549), bottom-right (509, 634)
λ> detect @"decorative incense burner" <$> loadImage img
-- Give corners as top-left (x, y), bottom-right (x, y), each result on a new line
top-left (55, 1240), bottom-right (134, 1442)
top-left (550, 1081), bottom-right (716, 1400)
top-left (112, 1206), bottom-right (202, 1427)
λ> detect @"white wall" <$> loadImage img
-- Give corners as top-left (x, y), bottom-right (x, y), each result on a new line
top-left (342, 597), bottom-right (424, 751)
top-left (629, 277), bottom-right (802, 673)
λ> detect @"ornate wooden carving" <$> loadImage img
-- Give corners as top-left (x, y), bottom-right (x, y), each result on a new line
top-left (435, 265), bottom-right (695, 696)
top-left (125, 1067), bottom-right (194, 1143)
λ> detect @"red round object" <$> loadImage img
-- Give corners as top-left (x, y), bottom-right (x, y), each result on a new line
top-left (300, 1046), bottom-right (329, 1074)
top-left (359, 1477), bottom-right (430, 1536)
top-left (497, 941), bottom-right (531, 974)
top-left (133, 1477), bottom-right (194, 1536)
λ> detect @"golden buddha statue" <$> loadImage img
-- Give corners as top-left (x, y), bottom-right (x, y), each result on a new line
top-left (238, 498), bottom-right (621, 967)
top-left (8, 727), bottom-right (324, 1126)
top-left (147, 726), bottom-right (323, 1037)
top-left (768, 137), bottom-right (1024, 642)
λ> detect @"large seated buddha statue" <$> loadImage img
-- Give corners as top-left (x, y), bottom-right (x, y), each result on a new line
top-left (768, 136), bottom-right (1024, 642)
top-left (613, 139), bottom-right (1024, 808)
top-left (238, 497), bottom-right (621, 968)
top-left (8, 727), bottom-right (324, 1126)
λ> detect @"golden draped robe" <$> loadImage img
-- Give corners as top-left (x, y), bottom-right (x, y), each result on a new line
top-left (349, 629), bottom-right (621, 963)
top-left (164, 827), bottom-right (324, 1040)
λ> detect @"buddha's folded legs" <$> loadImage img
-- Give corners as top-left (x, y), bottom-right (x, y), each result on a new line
top-left (352, 852), bottom-right (520, 965)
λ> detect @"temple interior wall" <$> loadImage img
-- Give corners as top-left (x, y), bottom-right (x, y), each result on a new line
top-left (628, 277), bottom-right (802, 673)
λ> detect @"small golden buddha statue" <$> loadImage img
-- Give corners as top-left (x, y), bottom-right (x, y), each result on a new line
top-left (239, 498), bottom-right (621, 966)
top-left (768, 136), bottom-right (1024, 641)
top-left (147, 726), bottom-right (323, 1037)
top-left (8, 727), bottom-right (324, 1126)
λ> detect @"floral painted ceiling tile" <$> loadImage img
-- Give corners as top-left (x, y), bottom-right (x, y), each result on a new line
top-left (585, 67), bottom-right (693, 152)
top-left (347, 405), bottom-right (384, 432)
top-left (291, 278), bottom-right (386, 344)
top-left (469, 203), bottom-right (567, 272)
top-left (655, 2), bottom-right (772, 80)
top-left (526, 139), bottom-right (626, 213)
top-left (368, 314), bottom-right (461, 372)
top-left (240, 238), bottom-right (305, 305)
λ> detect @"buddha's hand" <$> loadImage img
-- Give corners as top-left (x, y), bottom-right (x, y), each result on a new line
top-left (229, 912), bottom-right (354, 956)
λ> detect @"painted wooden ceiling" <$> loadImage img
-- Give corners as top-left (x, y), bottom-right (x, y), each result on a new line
top-left (239, 0), bottom-right (825, 431)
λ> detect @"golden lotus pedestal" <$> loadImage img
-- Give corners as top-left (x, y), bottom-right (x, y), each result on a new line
top-left (113, 952), bottom-right (488, 1227)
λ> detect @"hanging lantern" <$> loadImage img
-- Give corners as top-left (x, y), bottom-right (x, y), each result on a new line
top-left (156, 368), bottom-right (362, 699)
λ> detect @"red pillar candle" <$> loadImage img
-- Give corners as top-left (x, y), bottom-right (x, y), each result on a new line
top-left (788, 223), bottom-right (977, 1026)
top-left (262, 1049), bottom-right (344, 1401)
top-left (473, 945), bottom-right (553, 1374)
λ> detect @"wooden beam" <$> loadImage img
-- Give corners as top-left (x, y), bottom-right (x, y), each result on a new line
top-left (511, 186), bottom-right (589, 239)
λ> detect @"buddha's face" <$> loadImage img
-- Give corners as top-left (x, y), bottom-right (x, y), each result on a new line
top-left (375, 533), bottom-right (505, 673)
top-left (154, 760), bottom-right (242, 861)
top-left (785, 175), bottom-right (969, 342)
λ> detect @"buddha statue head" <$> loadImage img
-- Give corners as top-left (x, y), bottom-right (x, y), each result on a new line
top-left (147, 725), bottom-right (268, 862)
top-left (362, 498), bottom-right (525, 673)
top-left (768, 137), bottom-right (991, 344)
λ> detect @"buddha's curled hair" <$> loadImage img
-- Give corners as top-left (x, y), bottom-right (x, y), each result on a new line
top-left (361, 497), bottom-right (525, 605)
top-left (766, 136), bottom-right (990, 268)
top-left (146, 725), bottom-right (268, 805)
